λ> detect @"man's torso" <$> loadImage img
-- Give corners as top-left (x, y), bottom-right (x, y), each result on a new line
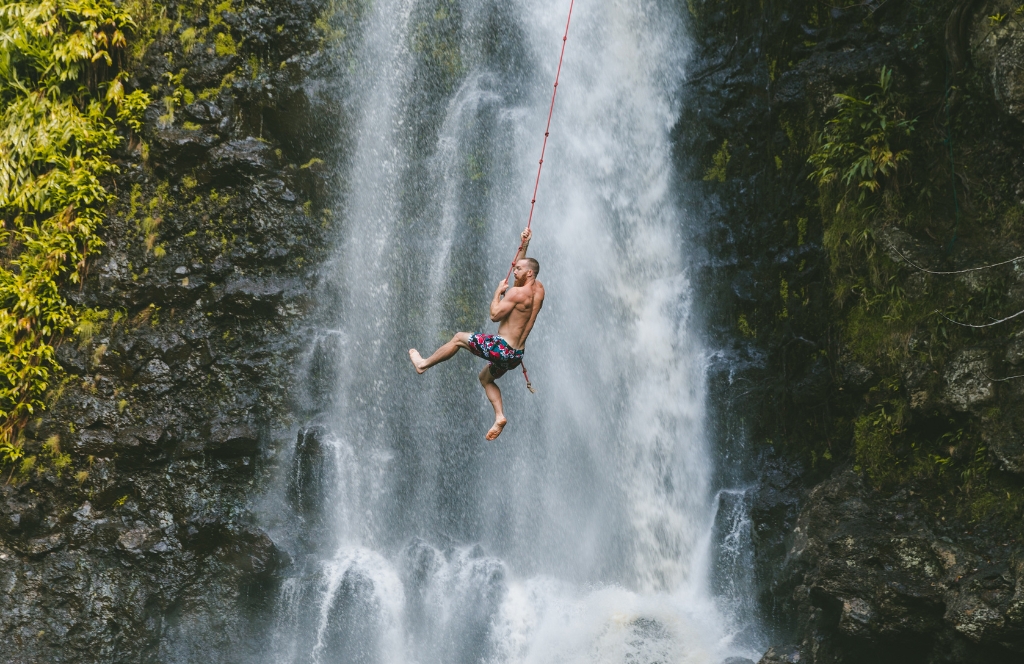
top-left (497, 281), bottom-right (544, 349)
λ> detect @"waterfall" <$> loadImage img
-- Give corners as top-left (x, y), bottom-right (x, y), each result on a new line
top-left (263, 0), bottom-right (759, 661)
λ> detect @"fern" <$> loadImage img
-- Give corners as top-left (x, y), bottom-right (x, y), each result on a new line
top-left (0, 0), bottom-right (149, 469)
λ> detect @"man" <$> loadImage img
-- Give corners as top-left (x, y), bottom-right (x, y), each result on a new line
top-left (409, 228), bottom-right (545, 440)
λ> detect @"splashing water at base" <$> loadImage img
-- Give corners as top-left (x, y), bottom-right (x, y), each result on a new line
top-left (262, 0), bottom-right (760, 662)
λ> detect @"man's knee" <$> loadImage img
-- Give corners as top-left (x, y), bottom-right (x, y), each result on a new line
top-left (478, 366), bottom-right (493, 385)
top-left (453, 332), bottom-right (471, 348)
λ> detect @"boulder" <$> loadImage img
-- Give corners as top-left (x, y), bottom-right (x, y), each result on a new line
top-left (779, 470), bottom-right (1024, 659)
top-left (757, 645), bottom-right (802, 664)
top-left (943, 349), bottom-right (995, 411)
top-left (200, 137), bottom-right (278, 184)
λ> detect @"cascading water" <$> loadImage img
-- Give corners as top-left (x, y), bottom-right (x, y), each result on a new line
top-left (262, 0), bottom-right (760, 661)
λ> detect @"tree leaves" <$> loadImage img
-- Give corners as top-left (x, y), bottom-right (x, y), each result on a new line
top-left (0, 0), bottom-right (150, 464)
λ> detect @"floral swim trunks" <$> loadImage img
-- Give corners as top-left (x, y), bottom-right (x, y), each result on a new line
top-left (467, 333), bottom-right (524, 378)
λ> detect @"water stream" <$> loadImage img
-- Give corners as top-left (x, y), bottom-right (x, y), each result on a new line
top-left (262, 0), bottom-right (760, 661)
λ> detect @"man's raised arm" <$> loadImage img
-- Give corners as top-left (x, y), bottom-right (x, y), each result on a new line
top-left (515, 228), bottom-right (532, 263)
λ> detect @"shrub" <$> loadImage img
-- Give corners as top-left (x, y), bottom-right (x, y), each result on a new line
top-left (0, 0), bottom-right (149, 468)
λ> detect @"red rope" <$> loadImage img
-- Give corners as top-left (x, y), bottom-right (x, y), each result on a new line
top-left (505, 0), bottom-right (575, 394)
top-left (504, 0), bottom-right (576, 285)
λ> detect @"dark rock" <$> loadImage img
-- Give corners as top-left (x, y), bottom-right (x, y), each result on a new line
top-left (984, 410), bottom-right (1024, 474)
top-left (138, 358), bottom-right (171, 383)
top-left (840, 362), bottom-right (874, 390)
top-left (205, 417), bottom-right (259, 457)
top-left (213, 274), bottom-right (306, 317)
top-left (219, 527), bottom-right (284, 579)
top-left (55, 343), bottom-right (89, 375)
top-left (724, 657), bottom-right (757, 664)
top-left (150, 125), bottom-right (220, 165)
top-left (970, 1), bottom-right (1024, 123)
top-left (778, 470), bottom-right (1024, 659)
top-left (25, 532), bottom-right (65, 557)
top-left (200, 137), bottom-right (278, 184)
top-left (943, 349), bottom-right (995, 412)
top-left (75, 428), bottom-right (117, 456)
top-left (183, 54), bottom-right (239, 90)
top-left (117, 525), bottom-right (163, 554)
top-left (288, 425), bottom-right (334, 520)
top-left (183, 100), bottom-right (224, 124)
top-left (757, 645), bottom-right (803, 664)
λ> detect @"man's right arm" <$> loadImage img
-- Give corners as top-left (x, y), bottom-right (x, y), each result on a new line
top-left (490, 280), bottom-right (518, 321)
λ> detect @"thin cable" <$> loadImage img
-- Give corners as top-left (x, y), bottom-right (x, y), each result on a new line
top-left (936, 307), bottom-right (1024, 329)
top-left (886, 241), bottom-right (1024, 275)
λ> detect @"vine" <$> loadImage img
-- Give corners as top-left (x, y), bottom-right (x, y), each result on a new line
top-left (0, 0), bottom-right (149, 471)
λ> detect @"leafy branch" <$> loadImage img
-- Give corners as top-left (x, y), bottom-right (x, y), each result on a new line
top-left (0, 0), bottom-right (150, 471)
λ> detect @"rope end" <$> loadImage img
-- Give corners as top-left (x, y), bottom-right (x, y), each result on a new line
top-left (526, 382), bottom-right (536, 394)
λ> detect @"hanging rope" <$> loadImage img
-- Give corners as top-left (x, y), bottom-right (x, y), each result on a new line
top-left (505, 0), bottom-right (576, 284)
top-left (504, 0), bottom-right (576, 394)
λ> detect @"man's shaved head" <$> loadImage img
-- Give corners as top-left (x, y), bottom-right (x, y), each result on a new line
top-left (520, 257), bottom-right (539, 276)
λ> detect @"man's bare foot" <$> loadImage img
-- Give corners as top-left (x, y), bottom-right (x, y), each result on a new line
top-left (485, 416), bottom-right (507, 441)
top-left (409, 349), bottom-right (427, 374)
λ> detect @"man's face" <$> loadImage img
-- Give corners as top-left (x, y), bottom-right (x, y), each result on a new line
top-left (513, 260), bottom-right (531, 282)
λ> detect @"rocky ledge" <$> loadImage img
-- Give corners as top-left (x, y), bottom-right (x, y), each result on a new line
top-left (764, 471), bottom-right (1023, 663)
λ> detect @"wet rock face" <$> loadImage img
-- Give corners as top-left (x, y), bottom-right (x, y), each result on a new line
top-left (971, 1), bottom-right (1024, 123)
top-left (0, 0), bottom-right (340, 661)
top-left (288, 425), bottom-right (335, 523)
top-left (772, 472), bottom-right (1024, 663)
top-left (685, 1), bottom-right (1024, 661)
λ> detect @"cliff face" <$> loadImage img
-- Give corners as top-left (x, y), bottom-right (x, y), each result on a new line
top-left (4, 0), bottom-right (1024, 662)
top-left (683, 0), bottom-right (1024, 662)
top-left (0, 0), bottom-right (341, 660)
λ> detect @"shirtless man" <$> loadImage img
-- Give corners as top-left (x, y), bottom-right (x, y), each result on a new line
top-left (409, 229), bottom-right (545, 440)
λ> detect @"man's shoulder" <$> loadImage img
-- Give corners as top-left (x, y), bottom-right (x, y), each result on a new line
top-left (506, 286), bottom-right (530, 301)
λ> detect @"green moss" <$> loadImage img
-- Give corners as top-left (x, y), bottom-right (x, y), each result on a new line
top-left (737, 314), bottom-right (756, 338)
top-left (703, 139), bottom-right (731, 182)
top-left (411, 0), bottom-right (464, 83)
top-left (214, 30), bottom-right (237, 56)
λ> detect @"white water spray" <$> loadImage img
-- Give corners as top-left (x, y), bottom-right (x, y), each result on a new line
top-left (265, 0), bottom-right (759, 661)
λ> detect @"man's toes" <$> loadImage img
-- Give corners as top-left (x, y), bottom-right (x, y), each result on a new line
top-left (408, 349), bottom-right (426, 374)
top-left (485, 418), bottom-right (507, 441)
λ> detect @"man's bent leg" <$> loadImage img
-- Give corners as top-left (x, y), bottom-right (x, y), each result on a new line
top-left (409, 332), bottom-right (471, 374)
top-left (479, 365), bottom-right (507, 440)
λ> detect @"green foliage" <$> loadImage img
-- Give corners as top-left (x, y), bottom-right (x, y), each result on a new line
top-left (703, 139), bottom-right (730, 182)
top-left (737, 313), bottom-right (755, 338)
top-left (0, 0), bottom-right (149, 468)
top-left (853, 382), bottom-right (906, 487)
top-left (809, 67), bottom-right (916, 202)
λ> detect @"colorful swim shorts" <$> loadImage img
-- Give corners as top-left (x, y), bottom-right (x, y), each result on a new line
top-left (467, 333), bottom-right (524, 378)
